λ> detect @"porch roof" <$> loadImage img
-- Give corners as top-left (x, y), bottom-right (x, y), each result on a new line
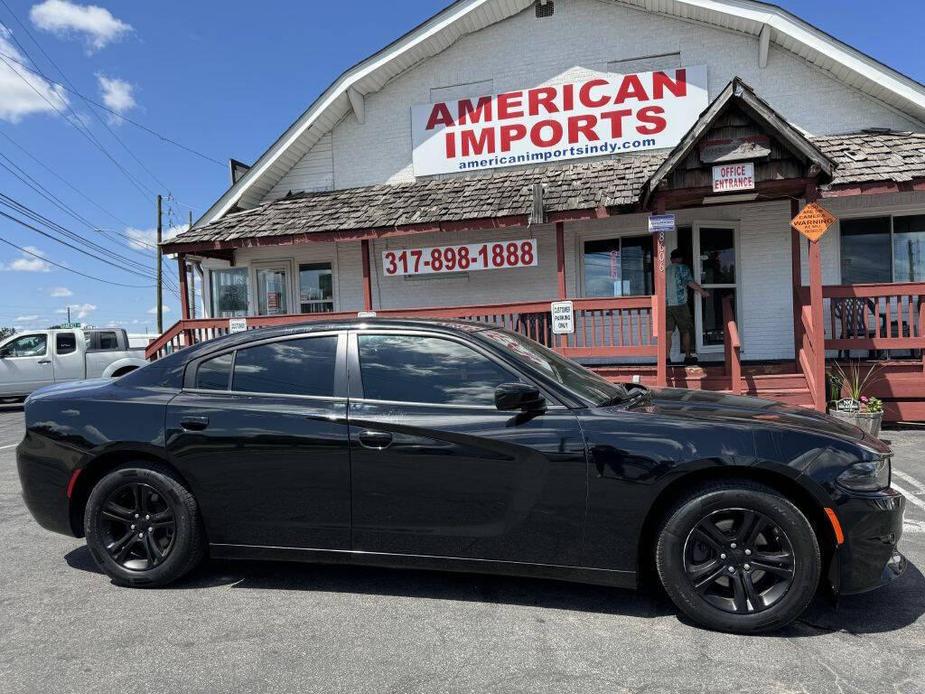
top-left (163, 130), bottom-right (925, 254)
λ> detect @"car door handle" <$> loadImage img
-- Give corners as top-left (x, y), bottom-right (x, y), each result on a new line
top-left (37, 359), bottom-right (51, 365)
top-left (180, 416), bottom-right (210, 431)
top-left (358, 430), bottom-right (393, 450)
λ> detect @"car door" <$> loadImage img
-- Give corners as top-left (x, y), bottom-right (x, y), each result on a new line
top-left (52, 332), bottom-right (84, 383)
top-left (0, 333), bottom-right (53, 396)
top-left (346, 329), bottom-right (588, 567)
top-left (165, 331), bottom-right (351, 549)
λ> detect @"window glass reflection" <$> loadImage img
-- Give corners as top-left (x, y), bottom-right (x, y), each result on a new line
top-left (233, 337), bottom-right (337, 396)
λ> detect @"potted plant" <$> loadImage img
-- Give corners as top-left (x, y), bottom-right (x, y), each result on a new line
top-left (828, 361), bottom-right (885, 437)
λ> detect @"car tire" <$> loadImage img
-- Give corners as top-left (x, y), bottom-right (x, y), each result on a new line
top-left (84, 463), bottom-right (206, 588)
top-left (655, 481), bottom-right (820, 633)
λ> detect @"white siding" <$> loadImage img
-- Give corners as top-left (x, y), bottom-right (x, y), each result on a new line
top-left (260, 0), bottom-right (921, 203)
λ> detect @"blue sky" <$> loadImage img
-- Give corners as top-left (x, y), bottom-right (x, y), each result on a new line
top-left (0, 0), bottom-right (922, 334)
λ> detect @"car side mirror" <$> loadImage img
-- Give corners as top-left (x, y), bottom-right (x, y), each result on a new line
top-left (495, 382), bottom-right (545, 412)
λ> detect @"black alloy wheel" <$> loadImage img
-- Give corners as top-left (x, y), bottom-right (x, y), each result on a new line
top-left (683, 508), bottom-right (795, 615)
top-left (84, 464), bottom-right (206, 587)
top-left (99, 482), bottom-right (177, 571)
top-left (655, 482), bottom-right (820, 633)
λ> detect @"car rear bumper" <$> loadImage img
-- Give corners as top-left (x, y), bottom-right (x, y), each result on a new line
top-left (17, 440), bottom-right (77, 537)
top-left (833, 487), bottom-right (906, 595)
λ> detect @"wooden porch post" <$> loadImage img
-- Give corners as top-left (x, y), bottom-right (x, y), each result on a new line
top-left (654, 200), bottom-right (668, 387)
top-left (555, 221), bottom-right (567, 300)
top-left (805, 186), bottom-right (827, 411)
top-left (790, 198), bottom-right (803, 362)
top-left (361, 239), bottom-right (373, 312)
top-left (177, 253), bottom-right (190, 321)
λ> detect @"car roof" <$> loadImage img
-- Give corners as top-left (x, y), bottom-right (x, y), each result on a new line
top-left (184, 318), bottom-right (495, 359)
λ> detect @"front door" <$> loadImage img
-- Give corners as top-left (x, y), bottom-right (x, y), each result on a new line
top-left (165, 332), bottom-right (351, 549)
top-left (346, 330), bottom-right (588, 567)
top-left (692, 224), bottom-right (740, 354)
top-left (0, 333), bottom-right (53, 396)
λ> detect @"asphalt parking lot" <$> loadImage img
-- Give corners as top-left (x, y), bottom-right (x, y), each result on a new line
top-left (1, 406), bottom-right (923, 694)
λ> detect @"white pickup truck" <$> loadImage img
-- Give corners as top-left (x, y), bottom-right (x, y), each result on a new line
top-left (0, 328), bottom-right (148, 400)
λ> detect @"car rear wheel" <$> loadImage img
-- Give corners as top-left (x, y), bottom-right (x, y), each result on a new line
top-left (84, 463), bottom-right (205, 587)
top-left (655, 482), bottom-right (821, 633)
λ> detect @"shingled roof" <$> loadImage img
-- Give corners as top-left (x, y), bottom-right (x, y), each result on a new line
top-left (166, 131), bottom-right (925, 250)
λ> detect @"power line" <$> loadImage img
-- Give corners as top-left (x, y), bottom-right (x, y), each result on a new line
top-left (0, 48), bottom-right (224, 169)
top-left (0, 192), bottom-right (178, 287)
top-left (0, 49), bottom-right (158, 204)
top-left (0, 237), bottom-right (155, 288)
top-left (0, 200), bottom-right (181, 295)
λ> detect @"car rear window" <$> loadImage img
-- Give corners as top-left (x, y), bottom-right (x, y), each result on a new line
top-left (195, 352), bottom-right (233, 390)
top-left (99, 332), bottom-right (118, 350)
top-left (56, 333), bottom-right (77, 355)
top-left (232, 336), bottom-right (337, 397)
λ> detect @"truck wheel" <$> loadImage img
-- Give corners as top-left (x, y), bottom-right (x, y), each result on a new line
top-left (655, 481), bottom-right (820, 633)
top-left (84, 463), bottom-right (206, 587)
top-left (111, 367), bottom-right (138, 378)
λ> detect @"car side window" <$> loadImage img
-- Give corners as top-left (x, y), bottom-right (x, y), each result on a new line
top-left (357, 334), bottom-right (516, 406)
top-left (195, 352), bottom-right (233, 391)
top-left (99, 331), bottom-right (118, 350)
top-left (232, 336), bottom-right (338, 397)
top-left (0, 334), bottom-right (47, 358)
top-left (56, 333), bottom-right (77, 355)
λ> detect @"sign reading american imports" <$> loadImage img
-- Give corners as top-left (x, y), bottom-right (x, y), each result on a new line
top-left (411, 66), bottom-right (709, 176)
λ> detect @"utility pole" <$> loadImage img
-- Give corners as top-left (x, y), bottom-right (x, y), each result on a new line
top-left (188, 210), bottom-right (195, 319)
top-left (66, 306), bottom-right (71, 324)
top-left (156, 194), bottom-right (163, 334)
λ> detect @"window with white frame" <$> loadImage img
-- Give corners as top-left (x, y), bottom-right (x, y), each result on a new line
top-left (840, 215), bottom-right (925, 284)
top-left (298, 263), bottom-right (334, 313)
top-left (210, 268), bottom-right (249, 318)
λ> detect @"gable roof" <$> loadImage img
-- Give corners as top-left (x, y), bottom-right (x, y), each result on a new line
top-left (196, 0), bottom-right (925, 228)
top-left (164, 130), bottom-right (925, 254)
top-left (641, 77), bottom-right (836, 205)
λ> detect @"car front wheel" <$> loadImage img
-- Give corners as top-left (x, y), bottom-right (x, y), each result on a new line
top-left (84, 463), bottom-right (206, 587)
top-left (655, 482), bottom-right (821, 633)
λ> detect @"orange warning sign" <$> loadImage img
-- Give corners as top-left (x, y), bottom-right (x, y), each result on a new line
top-left (791, 202), bottom-right (837, 242)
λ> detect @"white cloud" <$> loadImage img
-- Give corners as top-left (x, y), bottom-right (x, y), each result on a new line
top-left (96, 74), bottom-right (135, 124)
top-left (54, 302), bottom-right (96, 319)
top-left (15, 315), bottom-right (40, 322)
top-left (29, 0), bottom-right (132, 52)
top-left (0, 27), bottom-right (69, 123)
top-left (0, 245), bottom-right (52, 272)
top-left (147, 305), bottom-right (171, 315)
top-left (49, 286), bottom-right (73, 297)
top-left (124, 224), bottom-right (185, 252)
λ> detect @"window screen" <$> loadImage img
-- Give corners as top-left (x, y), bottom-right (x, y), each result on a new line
top-left (232, 336), bottom-right (337, 397)
top-left (358, 334), bottom-right (514, 406)
top-left (196, 352), bottom-right (233, 391)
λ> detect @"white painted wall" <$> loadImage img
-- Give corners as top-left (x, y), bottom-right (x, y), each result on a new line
top-left (268, 0), bottom-right (921, 199)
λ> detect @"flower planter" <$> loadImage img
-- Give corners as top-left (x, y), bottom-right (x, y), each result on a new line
top-left (829, 410), bottom-right (884, 438)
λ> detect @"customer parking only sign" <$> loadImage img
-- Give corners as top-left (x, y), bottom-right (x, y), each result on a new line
top-left (411, 66), bottom-right (709, 176)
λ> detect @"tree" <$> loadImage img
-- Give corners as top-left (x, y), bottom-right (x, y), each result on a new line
top-left (0, 327), bottom-right (15, 340)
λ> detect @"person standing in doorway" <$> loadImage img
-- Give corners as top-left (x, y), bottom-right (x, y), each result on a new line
top-left (666, 248), bottom-right (710, 366)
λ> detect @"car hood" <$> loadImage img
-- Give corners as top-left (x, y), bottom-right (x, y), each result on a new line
top-left (634, 387), bottom-right (870, 443)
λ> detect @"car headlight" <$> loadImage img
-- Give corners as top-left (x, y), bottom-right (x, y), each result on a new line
top-left (836, 457), bottom-right (891, 492)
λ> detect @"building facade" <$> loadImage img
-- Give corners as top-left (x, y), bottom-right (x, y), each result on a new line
top-left (159, 0), bottom-right (925, 419)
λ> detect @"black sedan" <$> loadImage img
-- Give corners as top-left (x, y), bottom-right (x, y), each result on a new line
top-left (17, 319), bottom-right (906, 633)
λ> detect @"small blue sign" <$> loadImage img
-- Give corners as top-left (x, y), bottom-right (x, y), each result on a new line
top-left (648, 214), bottom-right (676, 234)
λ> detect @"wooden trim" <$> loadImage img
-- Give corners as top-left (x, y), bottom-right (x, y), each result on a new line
top-left (555, 222), bottom-right (566, 300)
top-left (790, 199), bottom-right (803, 361)
top-left (177, 253), bottom-right (190, 322)
top-left (821, 179), bottom-right (925, 198)
top-left (361, 239), bottom-right (373, 311)
top-left (653, 200), bottom-right (668, 387)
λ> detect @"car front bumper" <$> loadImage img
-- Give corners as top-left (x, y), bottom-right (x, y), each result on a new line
top-left (832, 487), bottom-right (906, 595)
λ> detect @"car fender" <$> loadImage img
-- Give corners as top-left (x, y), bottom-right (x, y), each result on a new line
top-left (101, 357), bottom-right (148, 378)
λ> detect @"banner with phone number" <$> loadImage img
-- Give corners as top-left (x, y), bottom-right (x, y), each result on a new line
top-left (382, 239), bottom-right (537, 276)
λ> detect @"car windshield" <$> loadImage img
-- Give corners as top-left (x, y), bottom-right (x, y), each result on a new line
top-left (476, 328), bottom-right (628, 406)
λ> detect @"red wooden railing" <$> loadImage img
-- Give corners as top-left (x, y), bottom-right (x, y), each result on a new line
top-left (722, 295), bottom-right (742, 395)
top-left (145, 296), bottom-right (659, 361)
top-left (798, 282), bottom-right (925, 358)
top-left (797, 304), bottom-right (822, 410)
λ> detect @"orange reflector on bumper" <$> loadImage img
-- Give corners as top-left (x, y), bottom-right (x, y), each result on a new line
top-left (824, 507), bottom-right (845, 545)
